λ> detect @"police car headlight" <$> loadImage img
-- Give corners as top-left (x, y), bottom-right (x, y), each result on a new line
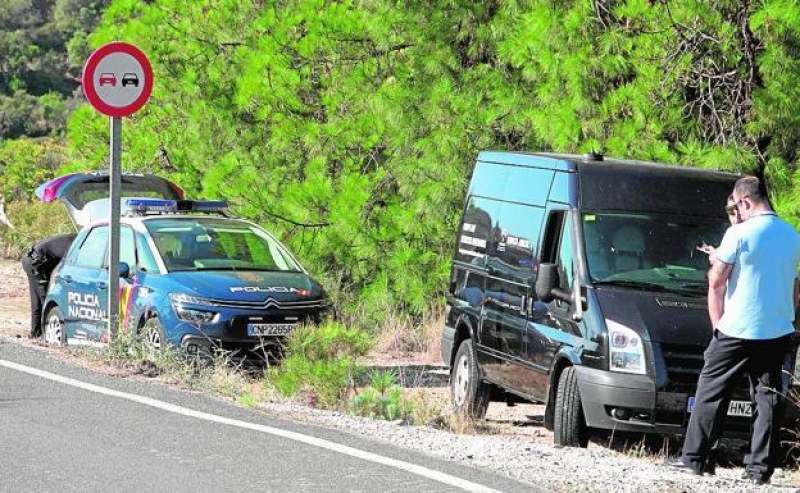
top-left (174, 306), bottom-right (217, 323)
top-left (170, 293), bottom-right (217, 306)
top-left (607, 320), bottom-right (647, 375)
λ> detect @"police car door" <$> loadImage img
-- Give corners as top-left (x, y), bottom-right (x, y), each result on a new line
top-left (64, 225), bottom-right (109, 343)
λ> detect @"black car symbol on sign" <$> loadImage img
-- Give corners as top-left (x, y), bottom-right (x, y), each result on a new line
top-left (121, 73), bottom-right (139, 87)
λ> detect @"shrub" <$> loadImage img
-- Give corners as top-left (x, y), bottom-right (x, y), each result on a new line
top-left (0, 200), bottom-right (73, 259)
top-left (268, 320), bottom-right (373, 408)
top-left (349, 369), bottom-right (414, 422)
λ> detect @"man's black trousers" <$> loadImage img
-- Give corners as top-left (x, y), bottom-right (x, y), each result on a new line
top-left (682, 331), bottom-right (792, 480)
top-left (21, 255), bottom-right (47, 338)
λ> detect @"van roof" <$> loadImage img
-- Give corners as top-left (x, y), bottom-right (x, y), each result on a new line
top-left (475, 151), bottom-right (740, 216)
top-left (476, 151), bottom-right (738, 180)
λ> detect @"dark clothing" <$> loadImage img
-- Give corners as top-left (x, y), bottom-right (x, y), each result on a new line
top-left (21, 234), bottom-right (76, 337)
top-left (682, 331), bottom-right (792, 481)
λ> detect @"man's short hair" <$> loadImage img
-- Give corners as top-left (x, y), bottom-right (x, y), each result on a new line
top-left (734, 176), bottom-right (768, 204)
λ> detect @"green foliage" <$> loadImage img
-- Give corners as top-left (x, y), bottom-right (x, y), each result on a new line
top-left (51, 0), bottom-right (800, 327)
top-left (268, 320), bottom-right (372, 408)
top-left (349, 369), bottom-right (413, 422)
top-left (0, 200), bottom-right (72, 258)
top-left (0, 137), bottom-right (66, 200)
top-left (0, 0), bottom-right (105, 139)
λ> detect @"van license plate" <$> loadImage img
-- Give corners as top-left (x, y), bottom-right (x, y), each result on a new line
top-left (247, 323), bottom-right (298, 336)
top-left (687, 397), bottom-right (752, 417)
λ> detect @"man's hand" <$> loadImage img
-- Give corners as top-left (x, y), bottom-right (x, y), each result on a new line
top-left (696, 242), bottom-right (715, 256)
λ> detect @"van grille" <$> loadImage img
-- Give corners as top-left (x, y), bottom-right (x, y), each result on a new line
top-left (659, 342), bottom-right (750, 398)
top-left (660, 342), bottom-right (705, 391)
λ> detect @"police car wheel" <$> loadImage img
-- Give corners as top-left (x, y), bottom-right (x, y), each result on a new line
top-left (450, 339), bottom-right (490, 419)
top-left (43, 306), bottom-right (65, 346)
top-left (141, 319), bottom-right (166, 351)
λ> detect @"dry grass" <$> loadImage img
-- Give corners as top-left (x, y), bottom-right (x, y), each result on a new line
top-left (372, 305), bottom-right (443, 363)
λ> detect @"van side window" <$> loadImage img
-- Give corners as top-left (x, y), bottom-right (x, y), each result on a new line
top-left (557, 216), bottom-right (573, 289)
top-left (541, 210), bottom-right (573, 290)
top-left (494, 202), bottom-right (543, 285)
top-left (457, 197), bottom-right (501, 268)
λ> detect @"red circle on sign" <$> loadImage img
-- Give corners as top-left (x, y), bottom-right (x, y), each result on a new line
top-left (82, 42), bottom-right (153, 117)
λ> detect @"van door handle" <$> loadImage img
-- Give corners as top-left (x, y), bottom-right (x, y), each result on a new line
top-left (97, 282), bottom-right (108, 290)
top-left (61, 275), bottom-right (73, 283)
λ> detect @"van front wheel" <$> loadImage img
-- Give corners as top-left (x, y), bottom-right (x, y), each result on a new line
top-left (450, 339), bottom-right (490, 419)
top-left (554, 366), bottom-right (588, 447)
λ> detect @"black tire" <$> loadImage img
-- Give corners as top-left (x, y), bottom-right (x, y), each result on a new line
top-left (554, 366), bottom-right (588, 447)
top-left (543, 398), bottom-right (555, 431)
top-left (42, 305), bottom-right (66, 346)
top-left (450, 339), bottom-right (491, 419)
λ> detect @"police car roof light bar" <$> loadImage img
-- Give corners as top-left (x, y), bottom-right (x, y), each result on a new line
top-left (125, 198), bottom-right (229, 216)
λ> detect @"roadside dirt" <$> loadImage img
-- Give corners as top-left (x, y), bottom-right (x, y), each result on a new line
top-left (0, 257), bottom-right (32, 339)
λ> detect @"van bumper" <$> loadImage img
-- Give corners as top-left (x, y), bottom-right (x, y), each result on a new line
top-left (441, 324), bottom-right (456, 368)
top-left (575, 366), bottom-right (686, 435)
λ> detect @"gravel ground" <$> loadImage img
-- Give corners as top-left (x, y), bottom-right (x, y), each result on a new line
top-left (1, 259), bottom-right (798, 493)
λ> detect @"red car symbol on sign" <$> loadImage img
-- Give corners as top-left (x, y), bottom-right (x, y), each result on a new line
top-left (99, 73), bottom-right (117, 86)
top-left (121, 73), bottom-right (139, 87)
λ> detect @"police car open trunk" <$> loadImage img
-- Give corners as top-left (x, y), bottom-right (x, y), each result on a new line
top-left (35, 172), bottom-right (184, 227)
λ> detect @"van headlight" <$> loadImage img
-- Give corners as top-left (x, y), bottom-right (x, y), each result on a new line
top-left (607, 320), bottom-right (646, 375)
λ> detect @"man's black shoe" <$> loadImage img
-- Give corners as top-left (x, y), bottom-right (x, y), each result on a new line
top-left (665, 458), bottom-right (704, 476)
top-left (745, 475), bottom-right (770, 486)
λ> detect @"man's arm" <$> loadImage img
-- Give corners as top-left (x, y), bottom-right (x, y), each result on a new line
top-left (708, 261), bottom-right (734, 329)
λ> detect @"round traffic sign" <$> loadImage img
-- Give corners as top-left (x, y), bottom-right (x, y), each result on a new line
top-left (82, 42), bottom-right (153, 117)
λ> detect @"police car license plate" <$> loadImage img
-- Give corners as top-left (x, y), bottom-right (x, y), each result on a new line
top-left (247, 323), bottom-right (298, 337)
top-left (687, 397), bottom-right (752, 417)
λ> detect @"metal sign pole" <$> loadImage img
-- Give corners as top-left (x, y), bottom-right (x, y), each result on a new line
top-left (108, 116), bottom-right (122, 338)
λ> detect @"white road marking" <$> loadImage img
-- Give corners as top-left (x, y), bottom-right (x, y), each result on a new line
top-left (0, 359), bottom-right (505, 493)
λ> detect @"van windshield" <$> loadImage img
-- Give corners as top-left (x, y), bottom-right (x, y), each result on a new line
top-left (583, 212), bottom-right (729, 294)
top-left (144, 218), bottom-right (302, 272)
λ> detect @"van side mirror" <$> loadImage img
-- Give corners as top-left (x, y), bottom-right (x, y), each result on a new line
top-left (535, 263), bottom-right (572, 304)
top-left (119, 262), bottom-right (131, 279)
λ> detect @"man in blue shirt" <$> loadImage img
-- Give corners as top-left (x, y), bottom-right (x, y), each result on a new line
top-left (669, 176), bottom-right (800, 485)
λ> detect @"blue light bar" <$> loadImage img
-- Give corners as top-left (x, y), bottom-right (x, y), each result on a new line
top-left (124, 198), bottom-right (229, 215)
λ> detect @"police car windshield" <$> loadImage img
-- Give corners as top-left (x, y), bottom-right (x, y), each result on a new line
top-left (144, 218), bottom-right (302, 273)
top-left (583, 212), bottom-right (729, 293)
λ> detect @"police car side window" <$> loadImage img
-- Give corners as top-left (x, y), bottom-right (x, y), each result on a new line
top-left (74, 227), bottom-right (108, 269)
top-left (119, 226), bottom-right (137, 269)
top-left (135, 232), bottom-right (159, 272)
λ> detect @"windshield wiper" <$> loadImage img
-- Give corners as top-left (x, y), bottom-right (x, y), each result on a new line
top-left (593, 280), bottom-right (669, 292)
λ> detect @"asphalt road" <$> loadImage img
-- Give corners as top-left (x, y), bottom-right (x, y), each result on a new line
top-left (0, 342), bottom-right (545, 493)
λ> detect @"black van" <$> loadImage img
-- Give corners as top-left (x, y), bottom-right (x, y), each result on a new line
top-left (441, 151), bottom-right (799, 447)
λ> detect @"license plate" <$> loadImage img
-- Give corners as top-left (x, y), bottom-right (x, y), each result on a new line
top-left (247, 323), bottom-right (298, 337)
top-left (687, 397), bottom-right (752, 417)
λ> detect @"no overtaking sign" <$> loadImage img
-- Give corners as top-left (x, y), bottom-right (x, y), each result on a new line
top-left (82, 42), bottom-right (153, 117)
top-left (81, 41), bottom-right (154, 339)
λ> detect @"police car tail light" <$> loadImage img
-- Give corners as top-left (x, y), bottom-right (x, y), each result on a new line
top-left (607, 320), bottom-right (646, 375)
top-left (125, 198), bottom-right (228, 215)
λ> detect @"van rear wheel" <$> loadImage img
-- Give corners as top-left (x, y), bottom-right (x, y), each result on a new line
top-left (450, 339), bottom-right (490, 419)
top-left (554, 366), bottom-right (588, 447)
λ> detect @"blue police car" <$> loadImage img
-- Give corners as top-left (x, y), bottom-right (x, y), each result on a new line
top-left (37, 172), bottom-right (330, 361)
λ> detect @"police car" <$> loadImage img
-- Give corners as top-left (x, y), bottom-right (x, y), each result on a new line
top-left (37, 172), bottom-right (330, 361)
